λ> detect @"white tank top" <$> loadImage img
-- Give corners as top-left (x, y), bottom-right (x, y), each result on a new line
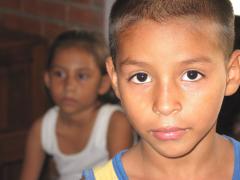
top-left (41, 104), bottom-right (122, 180)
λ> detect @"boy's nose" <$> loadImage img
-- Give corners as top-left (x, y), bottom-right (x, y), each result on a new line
top-left (152, 81), bottom-right (182, 116)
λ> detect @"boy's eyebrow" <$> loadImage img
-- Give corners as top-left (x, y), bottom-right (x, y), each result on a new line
top-left (119, 58), bottom-right (149, 67)
top-left (119, 56), bottom-right (213, 68)
top-left (179, 57), bottom-right (213, 65)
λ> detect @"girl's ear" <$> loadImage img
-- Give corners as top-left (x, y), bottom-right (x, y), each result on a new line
top-left (106, 57), bottom-right (120, 98)
top-left (44, 71), bottom-right (50, 89)
top-left (98, 74), bottom-right (111, 95)
top-left (225, 50), bottom-right (240, 96)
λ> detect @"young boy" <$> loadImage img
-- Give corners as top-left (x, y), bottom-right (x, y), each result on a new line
top-left (83, 0), bottom-right (240, 179)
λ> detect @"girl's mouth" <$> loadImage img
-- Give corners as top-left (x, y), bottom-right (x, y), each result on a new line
top-left (62, 97), bottom-right (78, 105)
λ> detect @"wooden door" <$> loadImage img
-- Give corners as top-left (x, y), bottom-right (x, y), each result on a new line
top-left (0, 28), bottom-right (48, 180)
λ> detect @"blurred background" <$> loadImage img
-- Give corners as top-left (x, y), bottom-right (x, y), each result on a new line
top-left (0, 0), bottom-right (115, 179)
top-left (0, 0), bottom-right (110, 42)
top-left (0, 0), bottom-right (239, 179)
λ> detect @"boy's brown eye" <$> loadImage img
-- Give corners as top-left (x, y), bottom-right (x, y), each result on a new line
top-left (187, 71), bottom-right (198, 79)
top-left (130, 72), bottom-right (152, 84)
top-left (182, 70), bottom-right (203, 81)
top-left (136, 73), bottom-right (148, 81)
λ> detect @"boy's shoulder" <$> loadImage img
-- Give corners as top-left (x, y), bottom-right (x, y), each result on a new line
top-left (82, 150), bottom-right (128, 180)
top-left (83, 160), bottom-right (117, 180)
top-left (223, 135), bottom-right (240, 180)
top-left (224, 135), bottom-right (240, 149)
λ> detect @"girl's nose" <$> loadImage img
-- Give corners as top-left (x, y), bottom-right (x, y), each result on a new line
top-left (64, 76), bottom-right (77, 92)
top-left (152, 81), bottom-right (182, 116)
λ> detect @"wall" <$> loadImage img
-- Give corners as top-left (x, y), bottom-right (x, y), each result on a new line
top-left (0, 1), bottom-right (105, 178)
top-left (103, 0), bottom-right (114, 42)
top-left (0, 0), bottom-right (105, 41)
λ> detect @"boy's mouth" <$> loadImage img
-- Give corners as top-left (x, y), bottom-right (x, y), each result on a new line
top-left (150, 127), bottom-right (189, 141)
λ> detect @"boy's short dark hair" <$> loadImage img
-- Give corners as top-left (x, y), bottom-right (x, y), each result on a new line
top-left (109, 0), bottom-right (235, 61)
top-left (47, 30), bottom-right (109, 74)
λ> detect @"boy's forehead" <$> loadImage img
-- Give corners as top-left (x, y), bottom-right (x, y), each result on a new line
top-left (115, 18), bottom-right (224, 64)
top-left (119, 17), bottom-right (218, 40)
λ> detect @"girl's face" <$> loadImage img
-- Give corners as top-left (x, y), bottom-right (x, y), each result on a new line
top-left (107, 19), bottom-right (240, 158)
top-left (45, 47), bottom-right (109, 115)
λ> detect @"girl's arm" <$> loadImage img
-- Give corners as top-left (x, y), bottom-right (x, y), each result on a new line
top-left (107, 111), bottom-right (134, 158)
top-left (20, 119), bottom-right (46, 180)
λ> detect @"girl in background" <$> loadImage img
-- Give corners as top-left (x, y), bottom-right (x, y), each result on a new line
top-left (20, 30), bottom-right (134, 180)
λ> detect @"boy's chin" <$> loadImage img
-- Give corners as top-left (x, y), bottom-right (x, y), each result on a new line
top-left (157, 148), bottom-right (194, 159)
top-left (146, 140), bottom-right (199, 159)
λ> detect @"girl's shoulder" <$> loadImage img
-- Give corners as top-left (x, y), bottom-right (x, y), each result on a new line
top-left (41, 106), bottom-right (59, 125)
top-left (28, 118), bottom-right (42, 140)
top-left (94, 103), bottom-right (123, 129)
top-left (40, 106), bottom-right (59, 154)
top-left (30, 106), bottom-right (59, 138)
top-left (99, 103), bottom-right (122, 114)
top-left (100, 103), bottom-right (125, 122)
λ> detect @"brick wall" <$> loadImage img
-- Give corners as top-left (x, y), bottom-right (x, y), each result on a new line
top-left (0, 0), bottom-right (105, 41)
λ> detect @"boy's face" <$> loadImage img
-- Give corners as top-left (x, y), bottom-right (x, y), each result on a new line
top-left (107, 18), bottom-right (240, 158)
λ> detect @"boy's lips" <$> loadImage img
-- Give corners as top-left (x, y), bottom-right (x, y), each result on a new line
top-left (151, 127), bottom-right (189, 141)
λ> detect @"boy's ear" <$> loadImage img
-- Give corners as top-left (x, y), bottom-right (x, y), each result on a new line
top-left (98, 74), bottom-right (111, 95)
top-left (44, 71), bottom-right (50, 89)
top-left (106, 57), bottom-right (120, 98)
top-left (225, 50), bottom-right (240, 96)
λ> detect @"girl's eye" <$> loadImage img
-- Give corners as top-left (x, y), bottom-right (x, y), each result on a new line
top-left (51, 70), bottom-right (66, 79)
top-left (78, 73), bottom-right (89, 80)
top-left (130, 72), bottom-right (152, 84)
top-left (182, 70), bottom-right (203, 81)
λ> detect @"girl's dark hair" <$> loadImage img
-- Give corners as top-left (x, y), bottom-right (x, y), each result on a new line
top-left (47, 30), bottom-right (109, 75)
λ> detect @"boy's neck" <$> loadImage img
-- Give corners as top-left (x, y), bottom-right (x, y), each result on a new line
top-left (126, 132), bottom-right (233, 179)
